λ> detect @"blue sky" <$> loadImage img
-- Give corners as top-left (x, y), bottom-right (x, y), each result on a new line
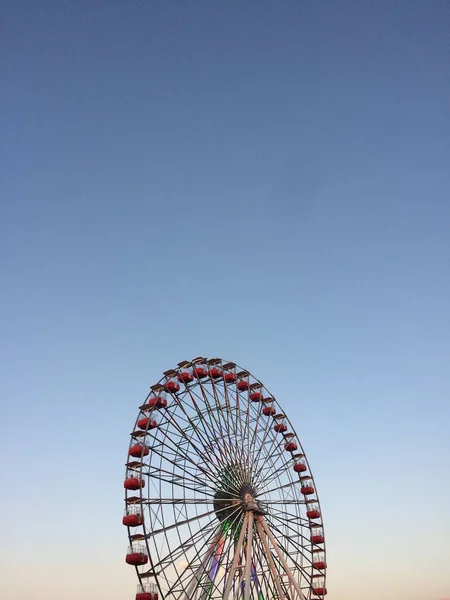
top-left (1, 1), bottom-right (449, 599)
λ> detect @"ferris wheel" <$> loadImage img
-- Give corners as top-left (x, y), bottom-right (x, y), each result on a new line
top-left (123, 357), bottom-right (327, 600)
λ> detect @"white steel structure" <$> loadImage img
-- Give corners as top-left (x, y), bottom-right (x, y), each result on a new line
top-left (123, 357), bottom-right (327, 600)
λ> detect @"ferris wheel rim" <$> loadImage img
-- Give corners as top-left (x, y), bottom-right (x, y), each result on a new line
top-left (124, 357), bottom-right (327, 600)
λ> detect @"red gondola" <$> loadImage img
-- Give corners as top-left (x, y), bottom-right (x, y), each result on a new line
top-left (249, 392), bottom-right (263, 402)
top-left (126, 552), bottom-right (148, 566)
top-left (237, 380), bottom-right (249, 391)
top-left (124, 477), bottom-right (145, 490)
top-left (137, 417), bottom-right (157, 430)
top-left (129, 444), bottom-right (149, 458)
top-left (262, 406), bottom-right (276, 417)
top-left (147, 397), bottom-right (167, 409)
top-left (165, 381), bottom-right (180, 393)
top-left (312, 587), bottom-right (327, 596)
top-left (274, 423), bottom-right (287, 433)
top-left (178, 371), bottom-right (194, 384)
top-left (311, 534), bottom-right (324, 544)
top-left (193, 367), bottom-right (207, 378)
top-left (293, 461), bottom-right (307, 473)
top-left (209, 367), bottom-right (223, 379)
top-left (224, 373), bottom-right (236, 384)
top-left (285, 441), bottom-right (297, 452)
top-left (122, 514), bottom-right (143, 527)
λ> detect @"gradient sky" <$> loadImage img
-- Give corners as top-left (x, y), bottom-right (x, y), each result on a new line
top-left (1, 1), bottom-right (449, 599)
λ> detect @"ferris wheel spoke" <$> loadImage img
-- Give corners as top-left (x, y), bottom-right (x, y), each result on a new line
top-left (141, 498), bottom-right (215, 504)
top-left (259, 477), bottom-right (301, 497)
top-left (142, 497), bottom-right (268, 507)
top-left (262, 516), bottom-right (313, 591)
top-left (252, 444), bottom-right (286, 488)
top-left (209, 380), bottom-right (251, 481)
top-left (152, 504), bottom-right (241, 597)
top-left (181, 526), bottom-right (224, 600)
top-left (159, 523), bottom-right (219, 597)
top-left (266, 513), bottom-right (317, 568)
top-left (248, 519), bottom-right (287, 599)
top-left (256, 523), bottom-right (289, 598)
top-left (255, 449), bottom-right (292, 484)
top-left (145, 427), bottom-right (215, 480)
top-left (221, 511), bottom-right (249, 600)
top-left (256, 531), bottom-right (289, 599)
top-left (183, 384), bottom-right (231, 456)
top-left (250, 419), bottom-right (289, 485)
top-left (188, 382), bottom-right (236, 466)
top-left (151, 515), bottom-right (217, 572)
top-left (261, 499), bottom-right (306, 504)
top-left (174, 387), bottom-right (238, 471)
top-left (244, 511), bottom-right (254, 600)
top-left (232, 384), bottom-right (248, 486)
top-left (142, 462), bottom-right (217, 495)
top-left (206, 508), bottom-right (245, 599)
top-left (142, 443), bottom-right (219, 496)
top-left (208, 382), bottom-right (248, 485)
top-left (248, 418), bottom-right (274, 486)
top-left (176, 505), bottom-right (245, 599)
top-left (175, 385), bottom-right (246, 491)
top-left (205, 503), bottom-right (248, 599)
top-left (147, 418), bottom-right (243, 496)
top-left (157, 407), bottom-right (236, 486)
top-left (166, 504), bottom-right (244, 599)
top-left (219, 375), bottom-right (248, 474)
top-left (246, 388), bottom-right (274, 478)
top-left (251, 428), bottom-right (292, 488)
top-left (267, 505), bottom-right (311, 528)
top-left (194, 381), bottom-right (246, 481)
top-left (254, 517), bottom-right (287, 600)
top-left (258, 516), bottom-right (308, 600)
top-left (161, 397), bottom-right (233, 473)
top-left (243, 385), bottom-right (253, 487)
top-left (193, 524), bottom-right (243, 599)
top-left (146, 506), bottom-right (227, 538)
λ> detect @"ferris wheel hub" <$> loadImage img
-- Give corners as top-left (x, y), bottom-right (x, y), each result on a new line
top-left (213, 478), bottom-right (266, 522)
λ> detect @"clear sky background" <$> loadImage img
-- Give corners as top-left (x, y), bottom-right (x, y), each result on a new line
top-left (1, 1), bottom-right (449, 599)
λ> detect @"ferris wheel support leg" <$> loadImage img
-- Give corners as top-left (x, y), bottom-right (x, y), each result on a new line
top-left (255, 517), bottom-right (286, 600)
top-left (222, 512), bottom-right (249, 600)
top-left (259, 517), bottom-right (308, 600)
top-left (244, 511), bottom-right (254, 600)
top-left (183, 528), bottom-right (223, 600)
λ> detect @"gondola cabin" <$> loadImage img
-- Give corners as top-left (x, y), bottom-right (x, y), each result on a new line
top-left (137, 417), bottom-right (157, 430)
top-left (165, 381), bottom-right (180, 393)
top-left (177, 371), bottom-right (193, 383)
top-left (237, 380), bottom-right (249, 391)
top-left (129, 444), bottom-right (149, 458)
top-left (122, 513), bottom-right (143, 527)
top-left (193, 367), bottom-right (207, 378)
top-left (124, 477), bottom-right (145, 490)
top-left (209, 367), bottom-right (223, 379)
